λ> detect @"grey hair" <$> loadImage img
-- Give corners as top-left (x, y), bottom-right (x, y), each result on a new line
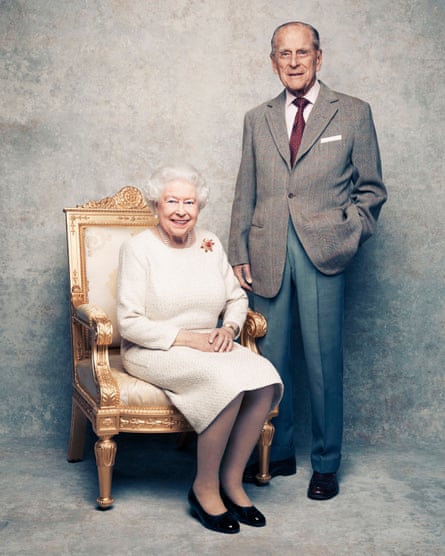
top-left (270, 21), bottom-right (321, 55)
top-left (145, 163), bottom-right (209, 209)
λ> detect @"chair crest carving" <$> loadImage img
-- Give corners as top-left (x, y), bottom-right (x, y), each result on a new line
top-left (79, 186), bottom-right (148, 210)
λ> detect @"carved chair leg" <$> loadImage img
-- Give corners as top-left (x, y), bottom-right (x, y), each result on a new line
top-left (94, 436), bottom-right (117, 509)
top-left (67, 398), bottom-right (88, 462)
top-left (256, 415), bottom-right (275, 485)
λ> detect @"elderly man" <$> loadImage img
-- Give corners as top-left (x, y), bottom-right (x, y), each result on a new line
top-left (229, 21), bottom-right (387, 500)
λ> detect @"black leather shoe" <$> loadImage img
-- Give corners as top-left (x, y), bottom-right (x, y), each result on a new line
top-left (307, 472), bottom-right (339, 500)
top-left (220, 489), bottom-right (266, 527)
top-left (188, 489), bottom-right (240, 534)
top-left (242, 457), bottom-right (297, 485)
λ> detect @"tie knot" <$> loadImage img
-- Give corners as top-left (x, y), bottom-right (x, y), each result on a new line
top-left (293, 97), bottom-right (310, 109)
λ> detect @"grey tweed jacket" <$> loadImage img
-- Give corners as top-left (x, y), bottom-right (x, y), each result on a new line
top-left (228, 81), bottom-right (387, 298)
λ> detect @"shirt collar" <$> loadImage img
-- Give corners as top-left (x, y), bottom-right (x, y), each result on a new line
top-left (285, 80), bottom-right (320, 108)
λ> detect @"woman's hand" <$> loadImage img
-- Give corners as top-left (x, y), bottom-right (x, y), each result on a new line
top-left (208, 327), bottom-right (235, 352)
top-left (174, 327), bottom-right (235, 352)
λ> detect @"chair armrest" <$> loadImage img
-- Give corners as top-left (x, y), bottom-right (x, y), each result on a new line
top-left (240, 308), bottom-right (267, 354)
top-left (74, 304), bottom-right (113, 346)
top-left (72, 303), bottom-right (120, 407)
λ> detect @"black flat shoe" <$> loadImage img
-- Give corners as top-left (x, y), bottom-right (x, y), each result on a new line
top-left (307, 472), bottom-right (339, 500)
top-left (243, 456), bottom-right (297, 485)
top-left (188, 489), bottom-right (240, 534)
top-left (220, 489), bottom-right (266, 527)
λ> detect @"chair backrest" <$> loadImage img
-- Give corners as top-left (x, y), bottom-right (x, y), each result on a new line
top-left (64, 187), bottom-right (157, 348)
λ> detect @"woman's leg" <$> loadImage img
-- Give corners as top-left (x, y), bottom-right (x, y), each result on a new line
top-left (193, 393), bottom-right (244, 515)
top-left (220, 385), bottom-right (275, 506)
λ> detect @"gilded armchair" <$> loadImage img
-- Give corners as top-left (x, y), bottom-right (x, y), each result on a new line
top-left (64, 186), bottom-right (277, 508)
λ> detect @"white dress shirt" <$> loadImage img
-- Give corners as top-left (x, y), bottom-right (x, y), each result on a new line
top-left (285, 80), bottom-right (320, 139)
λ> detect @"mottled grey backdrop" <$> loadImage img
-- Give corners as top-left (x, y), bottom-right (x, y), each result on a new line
top-left (1, 0), bottom-right (444, 449)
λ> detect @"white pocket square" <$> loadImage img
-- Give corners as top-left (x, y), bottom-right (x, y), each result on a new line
top-left (320, 135), bottom-right (342, 144)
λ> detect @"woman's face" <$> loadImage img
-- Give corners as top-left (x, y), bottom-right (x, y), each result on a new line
top-left (156, 179), bottom-right (200, 245)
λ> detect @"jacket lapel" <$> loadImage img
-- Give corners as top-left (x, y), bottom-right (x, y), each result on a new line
top-left (264, 91), bottom-right (291, 167)
top-left (295, 81), bottom-right (339, 164)
top-left (263, 83), bottom-right (340, 168)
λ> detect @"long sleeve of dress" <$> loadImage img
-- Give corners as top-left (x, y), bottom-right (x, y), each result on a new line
top-left (117, 238), bottom-right (180, 350)
top-left (219, 243), bottom-right (248, 331)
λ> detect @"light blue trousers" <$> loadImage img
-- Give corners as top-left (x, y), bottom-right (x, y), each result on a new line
top-left (253, 223), bottom-right (344, 473)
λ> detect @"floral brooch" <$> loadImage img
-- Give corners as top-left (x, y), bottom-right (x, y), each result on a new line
top-left (200, 238), bottom-right (215, 253)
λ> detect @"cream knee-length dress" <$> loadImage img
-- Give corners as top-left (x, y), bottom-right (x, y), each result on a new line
top-left (117, 227), bottom-right (283, 434)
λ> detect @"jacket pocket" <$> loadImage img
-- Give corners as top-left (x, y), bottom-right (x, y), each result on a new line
top-left (300, 206), bottom-right (362, 274)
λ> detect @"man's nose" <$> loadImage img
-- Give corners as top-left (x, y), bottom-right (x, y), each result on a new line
top-left (290, 53), bottom-right (300, 67)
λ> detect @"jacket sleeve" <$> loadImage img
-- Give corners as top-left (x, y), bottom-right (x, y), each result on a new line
top-left (350, 103), bottom-right (387, 244)
top-left (228, 112), bottom-right (257, 266)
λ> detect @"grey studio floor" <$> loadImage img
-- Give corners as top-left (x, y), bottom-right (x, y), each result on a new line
top-left (1, 433), bottom-right (444, 556)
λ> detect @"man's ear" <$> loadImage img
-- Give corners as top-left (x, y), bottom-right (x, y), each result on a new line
top-left (316, 49), bottom-right (323, 72)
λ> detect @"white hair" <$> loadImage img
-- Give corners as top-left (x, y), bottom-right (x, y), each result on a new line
top-left (145, 163), bottom-right (209, 209)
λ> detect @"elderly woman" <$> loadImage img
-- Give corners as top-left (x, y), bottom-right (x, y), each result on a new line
top-left (117, 164), bottom-right (283, 534)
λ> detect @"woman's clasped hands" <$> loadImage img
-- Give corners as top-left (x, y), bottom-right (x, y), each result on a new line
top-left (174, 326), bottom-right (235, 352)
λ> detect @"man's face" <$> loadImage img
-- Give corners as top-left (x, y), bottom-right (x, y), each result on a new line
top-left (270, 24), bottom-right (322, 96)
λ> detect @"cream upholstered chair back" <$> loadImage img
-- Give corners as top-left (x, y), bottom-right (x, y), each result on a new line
top-left (65, 186), bottom-right (150, 334)
top-left (82, 223), bottom-right (145, 347)
top-left (64, 186), bottom-right (275, 509)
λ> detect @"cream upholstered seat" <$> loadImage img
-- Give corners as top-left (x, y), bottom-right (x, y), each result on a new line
top-left (64, 186), bottom-right (277, 508)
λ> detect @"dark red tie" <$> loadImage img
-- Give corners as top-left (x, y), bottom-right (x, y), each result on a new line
top-left (290, 97), bottom-right (310, 166)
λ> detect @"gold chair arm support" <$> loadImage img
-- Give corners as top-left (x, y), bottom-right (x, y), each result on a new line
top-left (72, 303), bottom-right (120, 407)
top-left (240, 309), bottom-right (267, 354)
top-left (74, 304), bottom-right (114, 346)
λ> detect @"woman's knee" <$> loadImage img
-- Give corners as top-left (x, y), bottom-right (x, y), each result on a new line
top-left (244, 385), bottom-right (275, 405)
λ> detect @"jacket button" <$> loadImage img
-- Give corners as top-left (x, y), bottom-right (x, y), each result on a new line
top-left (288, 193), bottom-right (295, 199)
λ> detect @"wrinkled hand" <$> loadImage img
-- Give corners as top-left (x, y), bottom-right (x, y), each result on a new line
top-left (233, 264), bottom-right (253, 292)
top-left (174, 328), bottom-right (235, 352)
top-left (208, 327), bottom-right (235, 352)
